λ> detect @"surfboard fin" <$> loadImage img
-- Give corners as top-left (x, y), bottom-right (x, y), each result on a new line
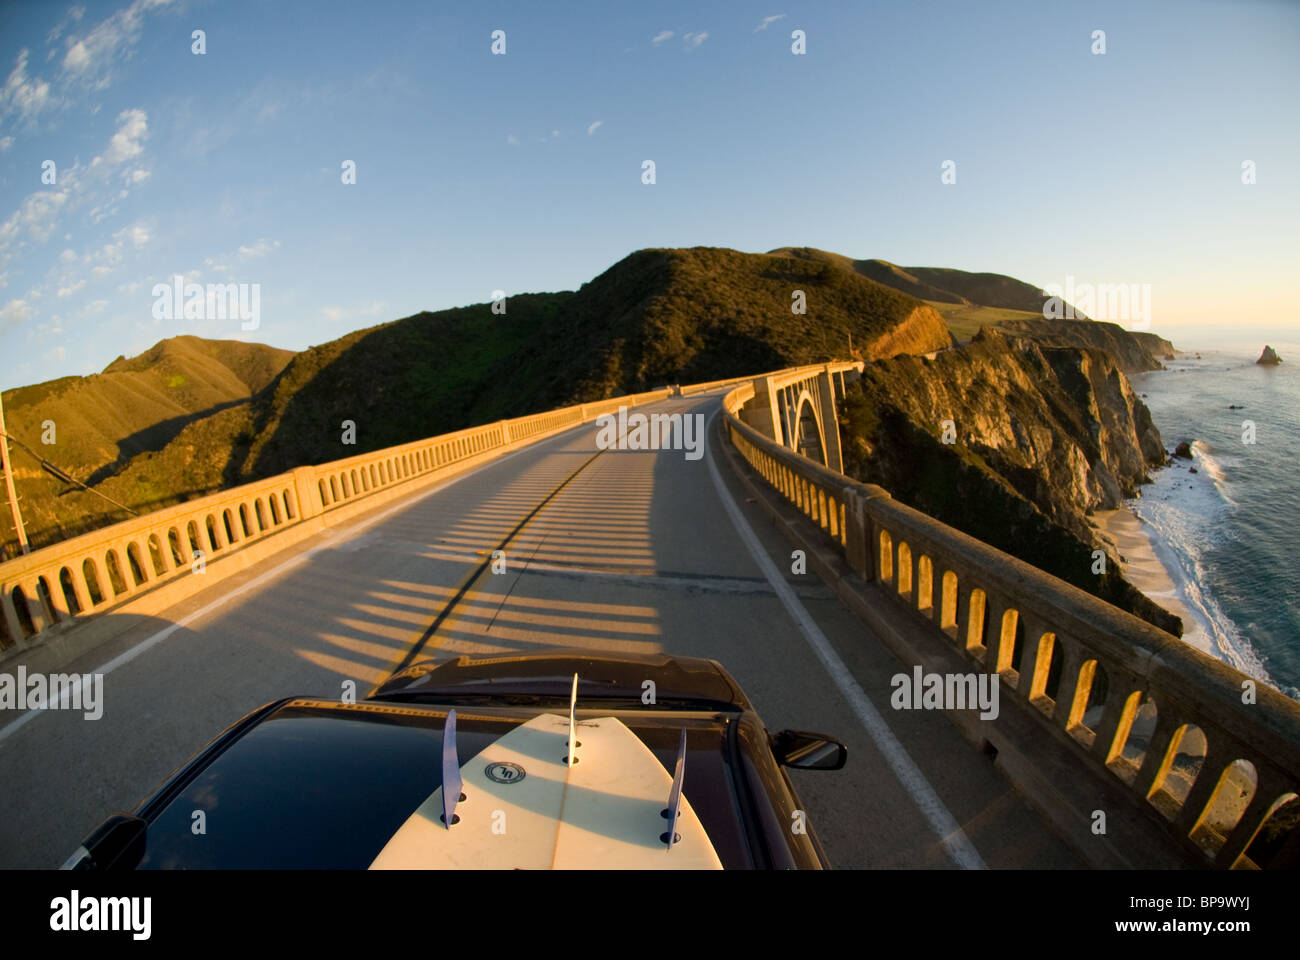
top-left (566, 673), bottom-right (579, 766)
top-left (441, 708), bottom-right (463, 828)
top-left (662, 727), bottom-right (687, 848)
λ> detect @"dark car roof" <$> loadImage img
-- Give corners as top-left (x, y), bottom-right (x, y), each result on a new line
top-left (372, 651), bottom-right (752, 710)
top-left (134, 698), bottom-right (760, 869)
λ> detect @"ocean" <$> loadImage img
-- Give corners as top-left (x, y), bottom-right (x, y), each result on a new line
top-left (1127, 343), bottom-right (1300, 700)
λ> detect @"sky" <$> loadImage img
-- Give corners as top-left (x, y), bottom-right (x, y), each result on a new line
top-left (0, 0), bottom-right (1297, 389)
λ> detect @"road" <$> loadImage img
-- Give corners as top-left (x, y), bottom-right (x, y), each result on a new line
top-left (0, 392), bottom-right (1080, 868)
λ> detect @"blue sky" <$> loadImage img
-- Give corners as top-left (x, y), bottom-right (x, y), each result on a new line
top-left (1, 0), bottom-right (1297, 388)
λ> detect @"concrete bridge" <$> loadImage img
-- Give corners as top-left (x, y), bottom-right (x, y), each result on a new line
top-left (1, 362), bottom-right (1297, 869)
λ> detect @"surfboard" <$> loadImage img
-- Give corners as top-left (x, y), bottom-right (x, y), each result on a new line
top-left (369, 712), bottom-right (722, 869)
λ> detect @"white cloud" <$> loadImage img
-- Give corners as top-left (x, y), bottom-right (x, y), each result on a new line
top-left (754, 15), bottom-right (786, 32)
top-left (62, 41), bottom-right (91, 73)
top-left (43, 345), bottom-right (66, 364)
top-left (506, 134), bottom-right (519, 146)
top-left (46, 5), bottom-right (87, 45)
top-left (94, 107), bottom-right (148, 166)
top-left (113, 222), bottom-right (150, 249)
top-left (1, 1), bottom-right (170, 149)
top-left (0, 136), bottom-right (13, 153)
top-left (0, 109), bottom-right (153, 285)
top-left (1, 191), bottom-right (68, 251)
top-left (236, 238), bottom-right (279, 260)
top-left (56, 279), bottom-right (85, 297)
top-left (587, 120), bottom-right (603, 136)
top-left (91, 265), bottom-right (111, 278)
top-left (0, 49), bottom-right (58, 130)
top-left (0, 299), bottom-right (31, 332)
top-left (683, 32), bottom-right (709, 49)
top-left (651, 30), bottom-right (674, 46)
top-left (60, 0), bottom-right (176, 93)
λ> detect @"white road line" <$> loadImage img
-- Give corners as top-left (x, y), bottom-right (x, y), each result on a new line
top-left (704, 407), bottom-right (988, 870)
top-left (0, 427), bottom-right (585, 746)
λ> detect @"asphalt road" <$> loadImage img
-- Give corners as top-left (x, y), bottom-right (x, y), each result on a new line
top-left (0, 393), bottom-right (1080, 868)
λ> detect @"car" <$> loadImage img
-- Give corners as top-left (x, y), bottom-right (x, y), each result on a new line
top-left (63, 650), bottom-right (847, 870)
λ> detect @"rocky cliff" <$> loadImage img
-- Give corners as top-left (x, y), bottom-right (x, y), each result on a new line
top-left (998, 318), bottom-right (1175, 372)
top-left (838, 326), bottom-right (1181, 634)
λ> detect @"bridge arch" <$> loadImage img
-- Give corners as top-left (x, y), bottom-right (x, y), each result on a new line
top-left (739, 367), bottom-right (850, 472)
top-left (791, 390), bottom-right (826, 465)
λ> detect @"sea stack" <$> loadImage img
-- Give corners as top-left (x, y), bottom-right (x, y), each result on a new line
top-left (1257, 345), bottom-right (1283, 365)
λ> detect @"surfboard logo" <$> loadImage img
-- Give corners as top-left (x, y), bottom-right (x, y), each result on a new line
top-left (485, 761), bottom-right (527, 784)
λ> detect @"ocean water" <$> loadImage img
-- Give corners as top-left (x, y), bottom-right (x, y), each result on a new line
top-left (1127, 344), bottom-right (1300, 700)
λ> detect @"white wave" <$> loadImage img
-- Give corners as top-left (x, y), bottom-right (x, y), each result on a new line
top-left (1190, 440), bottom-right (1235, 506)
top-left (1128, 480), bottom-right (1293, 698)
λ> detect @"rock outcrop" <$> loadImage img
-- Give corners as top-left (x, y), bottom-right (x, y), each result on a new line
top-left (999, 318), bottom-right (1174, 373)
top-left (838, 326), bottom-right (1181, 635)
top-left (1257, 345), bottom-right (1283, 365)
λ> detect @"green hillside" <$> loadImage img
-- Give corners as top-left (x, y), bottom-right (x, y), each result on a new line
top-left (242, 246), bottom-right (951, 477)
top-left (1, 337), bottom-right (295, 557)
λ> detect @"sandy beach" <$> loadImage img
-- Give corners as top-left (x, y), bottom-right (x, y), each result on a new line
top-left (1093, 506), bottom-right (1214, 651)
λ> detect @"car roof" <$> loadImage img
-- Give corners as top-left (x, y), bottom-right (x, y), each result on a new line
top-left (374, 650), bottom-right (752, 710)
top-left (133, 698), bottom-right (760, 869)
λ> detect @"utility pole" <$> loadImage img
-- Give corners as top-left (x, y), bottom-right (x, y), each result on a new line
top-left (0, 390), bottom-right (30, 556)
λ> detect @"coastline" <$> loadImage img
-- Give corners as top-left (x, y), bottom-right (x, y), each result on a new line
top-left (1093, 506), bottom-right (1217, 652)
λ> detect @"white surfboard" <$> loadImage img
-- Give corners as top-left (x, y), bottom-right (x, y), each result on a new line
top-left (369, 713), bottom-right (722, 870)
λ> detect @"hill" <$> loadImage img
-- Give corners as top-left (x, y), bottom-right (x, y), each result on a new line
top-left (766, 247), bottom-right (1177, 368)
top-left (769, 248), bottom-right (1065, 313)
top-left (1, 337), bottom-right (294, 556)
top-left (213, 246), bottom-right (951, 478)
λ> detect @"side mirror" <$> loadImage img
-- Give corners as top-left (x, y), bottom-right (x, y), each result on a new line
top-left (771, 729), bottom-right (847, 770)
top-left (62, 813), bottom-right (147, 870)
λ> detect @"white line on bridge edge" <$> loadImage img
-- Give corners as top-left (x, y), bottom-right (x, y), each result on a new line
top-left (0, 431), bottom-right (566, 747)
top-left (703, 407), bottom-right (988, 871)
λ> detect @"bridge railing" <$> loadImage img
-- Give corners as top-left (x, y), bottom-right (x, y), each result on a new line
top-left (0, 387), bottom-right (671, 653)
top-left (722, 376), bottom-right (1300, 869)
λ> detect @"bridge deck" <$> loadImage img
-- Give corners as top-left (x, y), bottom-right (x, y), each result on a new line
top-left (0, 393), bottom-right (1081, 868)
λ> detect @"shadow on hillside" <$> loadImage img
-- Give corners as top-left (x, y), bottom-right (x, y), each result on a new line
top-left (235, 296), bottom-right (583, 484)
top-left (84, 398), bottom-right (251, 487)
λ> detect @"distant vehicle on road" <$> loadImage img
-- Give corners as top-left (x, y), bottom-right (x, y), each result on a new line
top-left (65, 651), bottom-right (846, 869)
